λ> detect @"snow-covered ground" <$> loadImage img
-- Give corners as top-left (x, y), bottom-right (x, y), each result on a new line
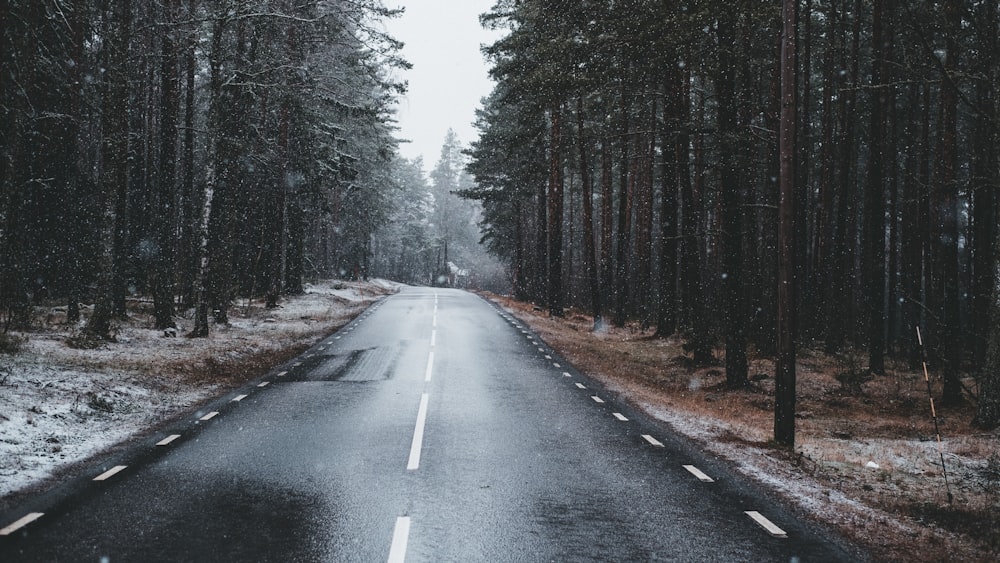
top-left (0, 279), bottom-right (401, 501)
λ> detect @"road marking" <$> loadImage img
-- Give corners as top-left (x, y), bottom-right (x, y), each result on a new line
top-left (430, 329), bottom-right (436, 347)
top-left (335, 336), bottom-right (342, 340)
top-left (277, 371), bottom-right (288, 377)
top-left (532, 340), bottom-right (538, 345)
top-left (199, 412), bottom-right (219, 421)
top-left (683, 465), bottom-right (715, 482)
top-left (293, 362), bottom-right (302, 367)
top-left (564, 372), bottom-right (572, 377)
top-left (93, 465), bottom-right (127, 481)
top-left (407, 394), bottom-right (430, 470)
top-left (156, 434), bottom-right (181, 446)
top-left (387, 516), bottom-right (411, 563)
top-left (613, 412), bottom-right (629, 421)
top-left (424, 351), bottom-right (435, 382)
top-left (0, 513), bottom-right (44, 536)
top-left (553, 363), bottom-right (561, 368)
top-left (232, 394), bottom-right (248, 402)
top-left (433, 313), bottom-right (437, 328)
top-left (544, 354), bottom-right (551, 359)
top-left (745, 511), bottom-right (787, 538)
top-left (257, 381), bottom-right (270, 388)
top-left (526, 335), bottom-right (532, 340)
top-left (641, 435), bottom-right (664, 447)
top-left (591, 396), bottom-right (605, 403)
top-left (575, 383), bottom-right (587, 389)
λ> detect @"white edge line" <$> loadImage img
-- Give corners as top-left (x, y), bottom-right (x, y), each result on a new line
top-left (199, 412), bottom-right (219, 421)
top-left (0, 512), bottom-right (44, 536)
top-left (257, 381), bottom-right (270, 388)
top-left (387, 516), bottom-right (411, 563)
top-left (553, 363), bottom-right (561, 368)
top-left (613, 412), bottom-right (629, 421)
top-left (430, 330), bottom-right (436, 347)
top-left (745, 511), bottom-right (787, 538)
top-left (575, 383), bottom-right (587, 389)
top-left (641, 434), bottom-right (664, 447)
top-left (591, 396), bottom-right (605, 403)
top-left (156, 434), bottom-right (181, 446)
top-left (277, 371), bottom-right (288, 377)
top-left (683, 465), bottom-right (715, 482)
top-left (93, 465), bottom-right (127, 481)
top-left (232, 394), bottom-right (248, 402)
top-left (407, 394), bottom-right (430, 470)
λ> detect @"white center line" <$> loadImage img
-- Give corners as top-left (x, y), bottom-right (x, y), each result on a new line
top-left (641, 435), bottom-right (664, 447)
top-left (591, 396), bottom-right (605, 403)
top-left (199, 412), bottom-right (219, 421)
top-left (424, 351), bottom-right (435, 382)
top-left (93, 465), bottom-right (127, 481)
top-left (553, 363), bottom-right (561, 368)
top-left (232, 394), bottom-right (248, 402)
top-left (156, 434), bottom-right (181, 446)
top-left (0, 513), bottom-right (44, 536)
top-left (407, 394), bottom-right (430, 470)
top-left (612, 412), bottom-right (629, 421)
top-left (430, 329), bottom-right (436, 347)
top-left (745, 511), bottom-right (787, 538)
top-left (257, 381), bottom-right (270, 388)
top-left (387, 516), bottom-right (411, 563)
top-left (683, 465), bottom-right (715, 482)
top-left (277, 371), bottom-right (288, 377)
top-left (575, 382), bottom-right (587, 389)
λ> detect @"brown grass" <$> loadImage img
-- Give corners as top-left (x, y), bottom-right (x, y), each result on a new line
top-left (487, 294), bottom-right (1000, 563)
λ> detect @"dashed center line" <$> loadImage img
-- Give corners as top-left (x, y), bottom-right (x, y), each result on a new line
top-left (257, 381), bottom-right (270, 388)
top-left (683, 465), bottom-right (715, 482)
top-left (642, 435), bottom-right (664, 447)
top-left (430, 329), bottom-right (436, 347)
top-left (612, 412), bottom-right (629, 421)
top-left (745, 511), bottom-right (787, 538)
top-left (199, 412), bottom-right (219, 421)
top-left (277, 371), bottom-right (288, 377)
top-left (424, 351), bottom-right (435, 382)
top-left (0, 512), bottom-right (44, 536)
top-left (93, 465), bottom-right (127, 481)
top-left (591, 396), bottom-right (605, 403)
top-left (407, 394), bottom-right (430, 471)
top-left (232, 394), bottom-right (248, 402)
top-left (388, 516), bottom-right (411, 563)
top-left (575, 382), bottom-right (587, 389)
top-left (156, 434), bottom-right (181, 446)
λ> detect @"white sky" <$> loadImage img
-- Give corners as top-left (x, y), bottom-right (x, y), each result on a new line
top-left (385, 1), bottom-right (503, 169)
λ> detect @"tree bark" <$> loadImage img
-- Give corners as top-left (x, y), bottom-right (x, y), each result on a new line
top-left (547, 104), bottom-right (565, 317)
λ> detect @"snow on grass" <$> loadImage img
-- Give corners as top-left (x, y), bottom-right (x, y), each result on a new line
top-left (0, 279), bottom-right (401, 501)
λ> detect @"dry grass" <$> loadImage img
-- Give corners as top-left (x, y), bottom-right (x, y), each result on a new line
top-left (488, 294), bottom-right (1000, 563)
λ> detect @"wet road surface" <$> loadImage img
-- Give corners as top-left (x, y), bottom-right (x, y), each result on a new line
top-left (0, 287), bottom-right (862, 561)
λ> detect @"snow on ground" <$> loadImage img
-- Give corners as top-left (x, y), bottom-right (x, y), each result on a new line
top-left (0, 279), bottom-right (402, 501)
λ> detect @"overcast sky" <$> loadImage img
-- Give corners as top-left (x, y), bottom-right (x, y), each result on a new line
top-left (385, 1), bottom-right (502, 170)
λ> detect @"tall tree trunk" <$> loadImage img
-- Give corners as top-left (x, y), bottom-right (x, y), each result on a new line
top-left (576, 98), bottom-right (602, 328)
top-left (547, 104), bottom-right (565, 317)
top-left (717, 12), bottom-right (747, 388)
top-left (932, 0), bottom-right (963, 405)
top-left (775, 0), bottom-right (798, 448)
top-left (613, 91), bottom-right (633, 327)
top-left (86, 0), bottom-right (132, 340)
top-left (864, 0), bottom-right (887, 375)
top-left (655, 70), bottom-right (678, 338)
top-left (599, 136), bottom-right (614, 314)
top-left (153, 0), bottom-right (181, 330)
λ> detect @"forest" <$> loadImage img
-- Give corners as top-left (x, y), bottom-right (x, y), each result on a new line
top-left (464, 0), bottom-right (1000, 432)
top-left (0, 1), bottom-right (499, 343)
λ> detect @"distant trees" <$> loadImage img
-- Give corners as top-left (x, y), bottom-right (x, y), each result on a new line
top-left (467, 0), bottom-right (1000, 433)
top-left (1, 0), bottom-right (407, 339)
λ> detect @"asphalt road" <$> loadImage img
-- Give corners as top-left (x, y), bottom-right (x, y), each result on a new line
top-left (0, 287), bottom-right (863, 562)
